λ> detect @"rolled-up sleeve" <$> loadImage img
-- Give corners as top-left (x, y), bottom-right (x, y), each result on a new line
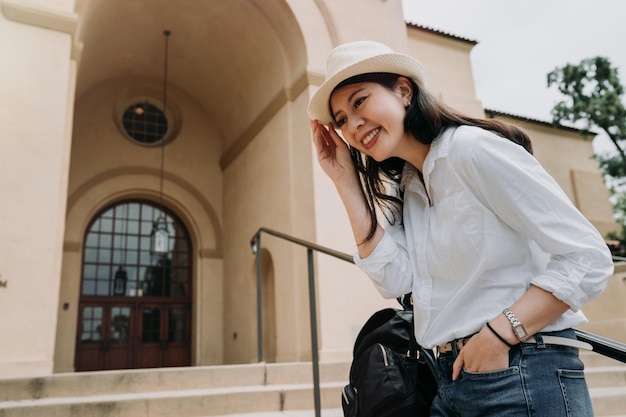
top-left (456, 129), bottom-right (614, 311)
top-left (354, 222), bottom-right (414, 299)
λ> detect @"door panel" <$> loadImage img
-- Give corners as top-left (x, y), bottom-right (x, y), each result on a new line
top-left (76, 306), bottom-right (104, 371)
top-left (75, 301), bottom-right (190, 371)
top-left (165, 306), bottom-right (191, 367)
top-left (137, 306), bottom-right (163, 369)
top-left (107, 306), bottom-right (132, 369)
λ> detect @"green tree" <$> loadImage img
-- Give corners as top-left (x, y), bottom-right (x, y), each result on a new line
top-left (547, 57), bottom-right (626, 254)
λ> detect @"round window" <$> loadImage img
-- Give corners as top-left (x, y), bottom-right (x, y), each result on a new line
top-left (121, 101), bottom-right (169, 144)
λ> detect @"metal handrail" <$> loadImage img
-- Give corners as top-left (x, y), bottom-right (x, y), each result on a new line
top-left (575, 328), bottom-right (626, 363)
top-left (251, 227), bottom-right (626, 416)
top-left (251, 227), bottom-right (354, 263)
top-left (250, 227), bottom-right (355, 417)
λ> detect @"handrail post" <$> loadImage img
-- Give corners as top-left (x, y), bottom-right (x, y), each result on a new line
top-left (307, 248), bottom-right (322, 417)
top-left (253, 233), bottom-right (264, 362)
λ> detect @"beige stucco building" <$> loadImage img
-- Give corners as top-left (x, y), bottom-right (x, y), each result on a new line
top-left (0, 0), bottom-right (622, 381)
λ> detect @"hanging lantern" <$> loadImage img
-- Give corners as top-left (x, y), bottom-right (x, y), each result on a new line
top-left (151, 216), bottom-right (169, 255)
top-left (150, 30), bottom-right (171, 258)
top-left (113, 266), bottom-right (128, 296)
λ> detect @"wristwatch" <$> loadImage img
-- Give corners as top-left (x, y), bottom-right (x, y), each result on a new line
top-left (503, 308), bottom-right (529, 342)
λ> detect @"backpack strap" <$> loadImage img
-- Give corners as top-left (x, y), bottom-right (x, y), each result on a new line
top-left (399, 293), bottom-right (420, 357)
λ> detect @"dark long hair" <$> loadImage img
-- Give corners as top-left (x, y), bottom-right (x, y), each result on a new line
top-left (333, 73), bottom-right (533, 243)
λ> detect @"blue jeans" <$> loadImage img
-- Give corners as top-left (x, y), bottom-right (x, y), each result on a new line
top-left (428, 329), bottom-right (594, 417)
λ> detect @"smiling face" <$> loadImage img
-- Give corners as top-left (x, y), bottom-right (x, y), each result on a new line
top-left (329, 77), bottom-right (414, 162)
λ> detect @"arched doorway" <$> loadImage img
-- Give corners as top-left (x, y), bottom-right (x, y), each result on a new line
top-left (75, 200), bottom-right (192, 371)
top-left (67, 0), bottom-right (312, 366)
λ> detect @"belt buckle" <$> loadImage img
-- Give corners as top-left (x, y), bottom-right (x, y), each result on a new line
top-left (437, 336), bottom-right (471, 355)
top-left (437, 342), bottom-right (451, 354)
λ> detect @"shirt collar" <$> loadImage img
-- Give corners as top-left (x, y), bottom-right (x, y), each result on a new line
top-left (400, 126), bottom-right (457, 189)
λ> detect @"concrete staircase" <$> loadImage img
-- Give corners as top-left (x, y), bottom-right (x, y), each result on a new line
top-left (0, 362), bottom-right (348, 417)
top-left (582, 352), bottom-right (626, 417)
top-left (0, 354), bottom-right (624, 417)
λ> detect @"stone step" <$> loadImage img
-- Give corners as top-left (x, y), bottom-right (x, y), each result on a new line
top-left (590, 386), bottom-right (626, 417)
top-left (0, 362), bottom-right (351, 402)
top-left (0, 382), bottom-right (345, 417)
top-left (581, 351), bottom-right (626, 368)
top-left (209, 410), bottom-right (343, 417)
top-left (585, 366), bottom-right (626, 388)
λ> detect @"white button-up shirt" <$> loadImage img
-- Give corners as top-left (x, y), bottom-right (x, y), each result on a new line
top-left (355, 125), bottom-right (614, 348)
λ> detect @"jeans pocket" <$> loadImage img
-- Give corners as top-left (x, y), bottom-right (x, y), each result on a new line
top-left (461, 366), bottom-right (519, 380)
top-left (456, 366), bottom-right (529, 416)
top-left (558, 369), bottom-right (593, 417)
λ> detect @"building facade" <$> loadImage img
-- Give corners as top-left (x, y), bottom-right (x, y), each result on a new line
top-left (0, 0), bottom-right (620, 379)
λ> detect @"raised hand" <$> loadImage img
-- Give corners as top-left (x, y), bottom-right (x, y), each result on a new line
top-left (310, 120), bottom-right (356, 184)
top-left (310, 119), bottom-right (382, 255)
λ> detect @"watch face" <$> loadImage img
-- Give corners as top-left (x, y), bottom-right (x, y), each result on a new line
top-left (514, 326), bottom-right (527, 339)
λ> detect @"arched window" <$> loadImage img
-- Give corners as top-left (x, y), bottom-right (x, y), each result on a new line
top-left (81, 201), bottom-right (191, 298)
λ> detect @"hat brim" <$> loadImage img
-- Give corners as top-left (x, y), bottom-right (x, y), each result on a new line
top-left (307, 52), bottom-right (426, 125)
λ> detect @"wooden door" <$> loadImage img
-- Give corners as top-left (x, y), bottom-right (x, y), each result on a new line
top-left (75, 200), bottom-right (192, 372)
top-left (75, 303), bottom-right (133, 371)
top-left (136, 303), bottom-right (191, 368)
top-left (76, 301), bottom-right (190, 370)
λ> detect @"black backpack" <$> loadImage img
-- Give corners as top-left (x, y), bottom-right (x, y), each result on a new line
top-left (341, 306), bottom-right (438, 417)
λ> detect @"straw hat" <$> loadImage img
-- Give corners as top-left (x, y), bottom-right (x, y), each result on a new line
top-left (307, 40), bottom-right (427, 125)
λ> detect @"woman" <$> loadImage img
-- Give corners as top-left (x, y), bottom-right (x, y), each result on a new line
top-left (308, 40), bottom-right (613, 416)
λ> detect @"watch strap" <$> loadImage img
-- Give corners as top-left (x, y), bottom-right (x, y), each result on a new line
top-left (503, 308), bottom-right (530, 342)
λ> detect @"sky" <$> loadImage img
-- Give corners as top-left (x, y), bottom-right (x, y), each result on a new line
top-left (402, 0), bottom-right (626, 153)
